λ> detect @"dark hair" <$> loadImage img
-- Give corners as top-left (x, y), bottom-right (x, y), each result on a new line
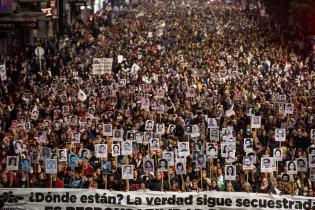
top-left (227, 166), bottom-right (233, 175)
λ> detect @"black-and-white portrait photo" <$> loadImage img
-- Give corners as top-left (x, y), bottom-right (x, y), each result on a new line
top-left (101, 160), bottom-right (112, 175)
top-left (251, 116), bottom-right (261, 129)
top-left (243, 156), bottom-right (253, 170)
top-left (225, 165), bottom-right (236, 180)
top-left (243, 138), bottom-right (253, 152)
top-left (287, 161), bottom-right (297, 175)
top-left (58, 149), bottom-right (68, 162)
top-left (122, 165), bottom-right (134, 179)
top-left (296, 158), bottom-right (307, 172)
top-left (175, 160), bottom-right (186, 175)
top-left (143, 159), bottom-right (155, 173)
top-left (121, 141), bottom-right (133, 155)
top-left (163, 151), bottom-right (174, 166)
top-left (273, 148), bottom-right (283, 161)
top-left (261, 157), bottom-right (274, 173)
top-left (145, 120), bottom-right (154, 131)
top-left (150, 138), bottom-right (160, 150)
top-left (275, 128), bottom-right (286, 142)
top-left (6, 156), bottom-right (19, 171)
top-left (95, 144), bottom-right (107, 158)
top-left (158, 158), bottom-right (168, 172)
top-left (178, 142), bottom-right (190, 156)
top-left (79, 148), bottom-right (90, 162)
top-left (112, 144), bottom-right (121, 156)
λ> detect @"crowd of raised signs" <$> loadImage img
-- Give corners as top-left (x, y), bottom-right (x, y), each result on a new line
top-left (0, 0), bottom-right (315, 196)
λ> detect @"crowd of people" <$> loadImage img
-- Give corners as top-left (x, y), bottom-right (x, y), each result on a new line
top-left (0, 0), bottom-right (315, 197)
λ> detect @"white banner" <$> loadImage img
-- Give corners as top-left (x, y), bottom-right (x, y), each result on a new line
top-left (0, 64), bottom-right (7, 81)
top-left (92, 58), bottom-right (113, 75)
top-left (1, 188), bottom-right (315, 210)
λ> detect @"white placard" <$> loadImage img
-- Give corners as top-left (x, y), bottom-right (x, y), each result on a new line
top-left (92, 58), bottom-right (113, 75)
top-left (117, 55), bottom-right (124, 64)
top-left (45, 159), bottom-right (57, 174)
top-left (0, 64), bottom-right (7, 81)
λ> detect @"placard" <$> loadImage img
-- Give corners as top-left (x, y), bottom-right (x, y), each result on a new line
top-left (92, 58), bottom-right (113, 75)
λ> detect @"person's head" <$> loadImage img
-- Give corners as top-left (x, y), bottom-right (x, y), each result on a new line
top-left (191, 180), bottom-right (198, 189)
top-left (307, 188), bottom-right (313, 197)
top-left (9, 157), bottom-right (16, 166)
top-left (261, 177), bottom-right (268, 186)
top-left (282, 174), bottom-right (289, 182)
top-left (227, 166), bottom-right (233, 175)
top-left (124, 166), bottom-right (132, 174)
top-left (197, 155), bottom-right (204, 164)
top-left (15, 141), bottom-right (22, 150)
top-left (180, 143), bottom-right (186, 150)
top-left (277, 129), bottom-right (283, 135)
top-left (129, 132), bottom-right (134, 138)
top-left (115, 130), bottom-right (120, 137)
top-left (176, 162), bottom-right (183, 170)
top-left (152, 139), bottom-right (158, 146)
top-left (60, 150), bottom-right (66, 156)
top-left (227, 150), bottom-right (234, 158)
top-left (211, 179), bottom-right (217, 188)
top-left (217, 168), bottom-right (222, 176)
top-left (228, 137), bottom-right (234, 143)
top-left (223, 145), bottom-right (227, 152)
top-left (22, 159), bottom-right (30, 166)
top-left (113, 145), bottom-right (119, 153)
top-left (226, 182), bottom-right (234, 192)
top-left (275, 149), bottom-right (281, 158)
top-left (298, 159), bottom-right (305, 167)
top-left (124, 142), bottom-right (131, 150)
top-left (102, 162), bottom-right (109, 170)
top-left (242, 182), bottom-right (251, 192)
top-left (245, 139), bottom-right (252, 147)
top-left (288, 162), bottom-right (296, 171)
top-left (209, 147), bottom-right (216, 154)
top-left (99, 145), bottom-right (106, 153)
top-left (244, 157), bottom-right (251, 166)
top-left (159, 159), bottom-right (167, 168)
top-left (263, 159), bottom-right (270, 168)
top-left (145, 160), bottom-right (153, 169)
top-left (136, 133), bottom-right (142, 139)
top-left (70, 155), bottom-right (77, 164)
top-left (81, 150), bottom-right (88, 157)
top-left (165, 153), bottom-right (171, 160)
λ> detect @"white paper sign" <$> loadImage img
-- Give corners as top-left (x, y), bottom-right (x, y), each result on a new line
top-left (78, 89), bottom-right (87, 102)
top-left (0, 64), bottom-right (7, 81)
top-left (92, 58), bottom-right (113, 75)
top-left (45, 159), bottom-right (57, 174)
top-left (118, 55), bottom-right (124, 64)
top-left (131, 63), bottom-right (141, 74)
